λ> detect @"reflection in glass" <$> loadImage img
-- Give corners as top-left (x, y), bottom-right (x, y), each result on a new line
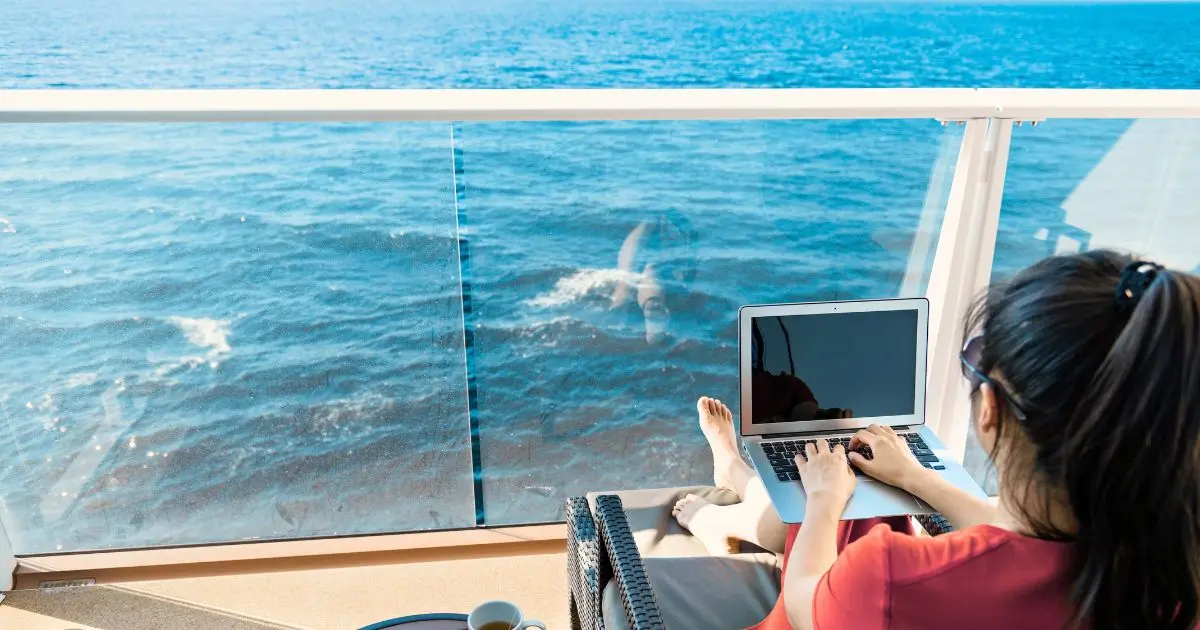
top-left (0, 123), bottom-right (474, 552)
top-left (456, 120), bottom-right (961, 524)
top-left (611, 212), bottom-right (699, 346)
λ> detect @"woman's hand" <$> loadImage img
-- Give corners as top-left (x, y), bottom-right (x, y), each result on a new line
top-left (795, 438), bottom-right (856, 513)
top-left (848, 424), bottom-right (927, 491)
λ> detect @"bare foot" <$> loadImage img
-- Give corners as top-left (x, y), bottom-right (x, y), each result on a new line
top-left (672, 493), bottom-right (737, 556)
top-left (697, 396), bottom-right (739, 491)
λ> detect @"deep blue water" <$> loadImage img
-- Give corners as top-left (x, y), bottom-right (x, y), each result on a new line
top-left (0, 0), bottom-right (1192, 552)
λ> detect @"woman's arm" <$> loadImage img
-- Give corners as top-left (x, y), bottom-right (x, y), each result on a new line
top-left (903, 468), bottom-right (996, 530)
top-left (782, 497), bottom-right (842, 630)
top-left (784, 440), bottom-right (859, 630)
top-left (848, 425), bottom-right (997, 530)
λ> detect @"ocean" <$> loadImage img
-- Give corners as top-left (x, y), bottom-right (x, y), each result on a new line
top-left (0, 0), bottom-right (1195, 553)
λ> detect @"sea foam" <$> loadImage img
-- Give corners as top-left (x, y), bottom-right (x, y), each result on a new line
top-left (526, 268), bottom-right (638, 309)
top-left (168, 316), bottom-right (232, 356)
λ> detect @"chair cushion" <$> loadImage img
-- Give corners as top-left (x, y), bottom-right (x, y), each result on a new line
top-left (586, 486), bottom-right (741, 558)
top-left (601, 553), bottom-right (782, 630)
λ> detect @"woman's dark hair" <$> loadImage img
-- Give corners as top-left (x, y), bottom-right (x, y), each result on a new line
top-left (965, 249), bottom-right (1200, 630)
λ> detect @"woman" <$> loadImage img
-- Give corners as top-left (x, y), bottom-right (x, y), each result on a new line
top-left (674, 250), bottom-right (1200, 629)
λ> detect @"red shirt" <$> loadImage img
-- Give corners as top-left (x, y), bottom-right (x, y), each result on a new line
top-left (749, 521), bottom-right (1077, 630)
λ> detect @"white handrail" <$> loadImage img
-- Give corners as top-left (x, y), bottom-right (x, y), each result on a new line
top-left (2, 88), bottom-right (1200, 123)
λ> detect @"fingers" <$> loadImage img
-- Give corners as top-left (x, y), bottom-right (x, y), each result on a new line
top-left (799, 438), bottom-right (850, 465)
top-left (848, 450), bottom-right (872, 470)
top-left (865, 424), bottom-right (901, 441)
top-left (850, 429), bottom-right (879, 450)
top-left (832, 443), bottom-right (853, 477)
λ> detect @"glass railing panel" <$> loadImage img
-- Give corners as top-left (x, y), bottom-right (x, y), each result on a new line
top-left (455, 119), bottom-right (962, 524)
top-left (0, 123), bottom-right (474, 552)
top-left (969, 118), bottom-right (1200, 493)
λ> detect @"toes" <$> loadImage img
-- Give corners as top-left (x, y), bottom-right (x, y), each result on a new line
top-left (673, 495), bottom-right (698, 511)
top-left (706, 397), bottom-right (729, 419)
top-left (697, 397), bottom-right (735, 421)
top-left (672, 498), bottom-right (693, 524)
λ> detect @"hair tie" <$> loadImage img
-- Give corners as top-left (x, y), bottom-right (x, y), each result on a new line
top-left (1115, 260), bottom-right (1163, 316)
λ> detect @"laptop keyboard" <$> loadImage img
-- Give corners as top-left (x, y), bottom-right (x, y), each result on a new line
top-left (763, 432), bottom-right (945, 482)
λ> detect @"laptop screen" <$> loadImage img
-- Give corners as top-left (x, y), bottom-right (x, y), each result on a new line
top-left (749, 309), bottom-right (918, 424)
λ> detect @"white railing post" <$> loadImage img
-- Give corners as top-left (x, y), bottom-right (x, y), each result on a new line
top-left (0, 512), bottom-right (14, 591)
top-left (925, 118), bottom-right (1014, 458)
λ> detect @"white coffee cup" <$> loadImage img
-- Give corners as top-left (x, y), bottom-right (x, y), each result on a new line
top-left (467, 600), bottom-right (545, 630)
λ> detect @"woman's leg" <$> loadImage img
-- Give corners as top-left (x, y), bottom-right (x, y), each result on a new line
top-left (679, 398), bottom-right (789, 554)
top-left (673, 481), bottom-right (788, 555)
top-left (698, 396), bottom-right (755, 498)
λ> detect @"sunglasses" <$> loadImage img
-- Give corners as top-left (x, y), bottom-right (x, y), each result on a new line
top-left (960, 334), bottom-right (1029, 422)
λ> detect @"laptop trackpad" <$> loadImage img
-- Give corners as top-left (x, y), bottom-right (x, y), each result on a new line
top-left (842, 479), bottom-right (928, 520)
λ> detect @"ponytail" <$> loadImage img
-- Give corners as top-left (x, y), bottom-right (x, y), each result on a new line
top-left (1063, 268), bottom-right (1200, 630)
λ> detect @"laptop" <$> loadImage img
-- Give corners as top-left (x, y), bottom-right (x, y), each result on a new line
top-left (739, 298), bottom-right (987, 523)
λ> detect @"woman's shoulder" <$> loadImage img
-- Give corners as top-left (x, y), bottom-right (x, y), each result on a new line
top-left (880, 524), bottom-right (1073, 586)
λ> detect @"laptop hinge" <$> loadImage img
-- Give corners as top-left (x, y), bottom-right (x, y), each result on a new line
top-left (757, 426), bottom-right (915, 440)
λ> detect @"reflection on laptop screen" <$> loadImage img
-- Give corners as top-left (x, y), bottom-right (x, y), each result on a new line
top-left (750, 310), bottom-right (918, 424)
